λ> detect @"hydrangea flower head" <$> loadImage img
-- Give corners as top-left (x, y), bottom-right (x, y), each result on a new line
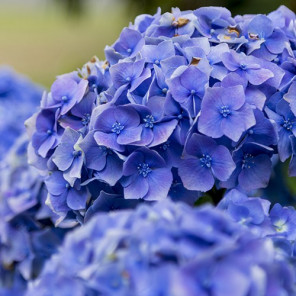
top-left (0, 136), bottom-right (65, 295)
top-left (26, 200), bottom-right (296, 296)
top-left (25, 5), bottom-right (296, 223)
top-left (0, 67), bottom-right (42, 159)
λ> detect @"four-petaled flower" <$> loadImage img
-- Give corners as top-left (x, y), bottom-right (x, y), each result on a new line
top-left (122, 147), bottom-right (173, 200)
top-left (178, 134), bottom-right (235, 192)
top-left (198, 85), bottom-right (256, 142)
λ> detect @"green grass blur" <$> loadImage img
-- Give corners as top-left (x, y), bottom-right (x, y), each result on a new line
top-left (0, 2), bottom-right (129, 88)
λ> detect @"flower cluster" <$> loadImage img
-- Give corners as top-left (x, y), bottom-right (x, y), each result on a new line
top-left (0, 136), bottom-right (66, 295)
top-left (27, 199), bottom-right (296, 296)
top-left (27, 5), bottom-right (296, 223)
top-left (0, 67), bottom-right (42, 160)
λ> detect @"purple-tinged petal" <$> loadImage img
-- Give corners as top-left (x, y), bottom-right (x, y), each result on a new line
top-left (278, 129), bottom-right (292, 162)
top-left (48, 192), bottom-right (69, 214)
top-left (221, 52), bottom-right (240, 71)
top-left (185, 133), bottom-right (217, 157)
top-left (198, 108), bottom-right (224, 139)
top-left (178, 158), bottom-right (214, 192)
top-left (52, 143), bottom-right (74, 171)
top-left (238, 154), bottom-right (272, 191)
top-left (265, 29), bottom-right (287, 54)
top-left (38, 134), bottom-right (56, 158)
top-left (117, 125), bottom-right (143, 145)
top-left (247, 15), bottom-right (273, 39)
top-left (211, 146), bottom-right (235, 181)
top-left (95, 155), bottom-right (123, 186)
top-left (124, 175), bottom-right (149, 199)
top-left (123, 151), bottom-right (145, 176)
top-left (67, 156), bottom-right (84, 179)
top-left (94, 131), bottom-right (124, 152)
top-left (66, 188), bottom-right (87, 210)
top-left (246, 68), bottom-right (274, 85)
top-left (45, 171), bottom-right (67, 196)
top-left (79, 132), bottom-right (107, 171)
top-left (220, 85), bottom-right (245, 110)
top-left (149, 120), bottom-right (178, 147)
top-left (145, 168), bottom-right (173, 200)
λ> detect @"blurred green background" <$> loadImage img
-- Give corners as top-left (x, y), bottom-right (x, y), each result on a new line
top-left (0, 0), bottom-right (295, 88)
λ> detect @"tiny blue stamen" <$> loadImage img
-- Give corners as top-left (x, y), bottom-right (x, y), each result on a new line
top-left (283, 119), bottom-right (293, 131)
top-left (72, 150), bottom-right (82, 158)
top-left (137, 163), bottom-right (152, 177)
top-left (154, 59), bottom-right (160, 65)
top-left (162, 88), bottom-right (168, 94)
top-left (61, 95), bottom-right (68, 102)
top-left (112, 122), bottom-right (125, 135)
top-left (162, 141), bottom-right (170, 151)
top-left (99, 146), bottom-right (113, 156)
top-left (47, 129), bottom-right (53, 135)
top-left (274, 57), bottom-right (279, 63)
top-left (240, 63), bottom-right (247, 70)
top-left (81, 113), bottom-right (91, 126)
top-left (127, 48), bottom-right (132, 53)
top-left (144, 115), bottom-right (155, 129)
top-left (126, 77), bottom-right (131, 82)
top-left (200, 154), bottom-right (212, 168)
top-left (220, 106), bottom-right (231, 118)
top-left (242, 153), bottom-right (254, 169)
top-left (191, 89), bottom-right (196, 95)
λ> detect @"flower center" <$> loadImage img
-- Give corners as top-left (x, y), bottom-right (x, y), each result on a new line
top-left (61, 95), bottom-right (68, 102)
top-left (127, 48), bottom-right (132, 53)
top-left (242, 153), bottom-right (254, 169)
top-left (72, 150), bottom-right (82, 158)
top-left (144, 115), bottom-right (155, 129)
top-left (99, 146), bottom-right (113, 156)
top-left (282, 119), bottom-right (293, 131)
top-left (81, 113), bottom-right (90, 126)
top-left (248, 32), bottom-right (260, 40)
top-left (162, 88), bottom-right (168, 94)
top-left (47, 129), bottom-right (53, 135)
top-left (240, 63), bottom-right (247, 70)
top-left (161, 141), bottom-right (170, 151)
top-left (112, 122), bottom-right (125, 134)
top-left (137, 163), bottom-right (152, 177)
top-left (220, 106), bottom-right (231, 118)
top-left (200, 154), bottom-right (212, 168)
top-left (273, 220), bottom-right (288, 233)
top-left (154, 59), bottom-right (160, 65)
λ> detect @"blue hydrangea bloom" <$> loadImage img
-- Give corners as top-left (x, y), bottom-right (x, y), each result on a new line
top-left (25, 4), bottom-right (296, 221)
top-left (26, 200), bottom-right (296, 296)
top-left (122, 147), bottom-right (173, 200)
top-left (198, 85), bottom-right (256, 142)
top-left (0, 67), bottom-right (42, 160)
top-left (178, 134), bottom-right (235, 191)
top-left (0, 136), bottom-right (65, 295)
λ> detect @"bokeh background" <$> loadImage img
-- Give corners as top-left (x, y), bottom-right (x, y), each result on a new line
top-left (1, 0), bottom-right (295, 88)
